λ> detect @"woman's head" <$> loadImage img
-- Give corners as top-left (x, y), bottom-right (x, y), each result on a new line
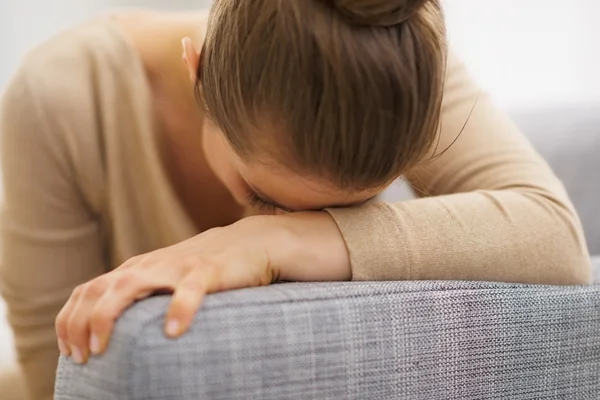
top-left (184, 0), bottom-right (447, 213)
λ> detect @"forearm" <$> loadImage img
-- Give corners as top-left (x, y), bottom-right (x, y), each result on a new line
top-left (327, 189), bottom-right (591, 285)
top-left (257, 182), bottom-right (592, 285)
top-left (251, 181), bottom-right (591, 286)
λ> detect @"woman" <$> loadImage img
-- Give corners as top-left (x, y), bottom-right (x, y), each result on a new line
top-left (0, 0), bottom-right (592, 398)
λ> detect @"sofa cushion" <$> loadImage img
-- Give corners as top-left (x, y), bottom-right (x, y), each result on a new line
top-left (55, 257), bottom-right (600, 400)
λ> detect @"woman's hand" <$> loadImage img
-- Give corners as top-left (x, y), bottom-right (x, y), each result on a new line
top-left (55, 211), bottom-right (350, 364)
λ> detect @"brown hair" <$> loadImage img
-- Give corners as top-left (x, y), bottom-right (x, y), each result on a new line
top-left (197, 0), bottom-right (447, 190)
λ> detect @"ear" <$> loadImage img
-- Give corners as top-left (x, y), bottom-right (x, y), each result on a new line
top-left (181, 37), bottom-right (200, 83)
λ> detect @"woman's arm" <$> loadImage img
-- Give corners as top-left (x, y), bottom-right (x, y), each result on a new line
top-left (325, 51), bottom-right (591, 285)
top-left (0, 65), bottom-right (105, 399)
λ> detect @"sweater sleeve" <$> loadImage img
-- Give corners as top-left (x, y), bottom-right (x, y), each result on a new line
top-left (326, 51), bottom-right (591, 285)
top-left (0, 64), bottom-right (106, 399)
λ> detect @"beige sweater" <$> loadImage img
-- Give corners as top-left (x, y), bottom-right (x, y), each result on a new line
top-left (0, 17), bottom-right (591, 400)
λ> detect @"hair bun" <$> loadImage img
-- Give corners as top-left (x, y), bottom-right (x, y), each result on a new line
top-left (331, 0), bottom-right (429, 27)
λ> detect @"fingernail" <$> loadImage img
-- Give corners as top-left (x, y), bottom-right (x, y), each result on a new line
top-left (71, 346), bottom-right (85, 364)
top-left (90, 334), bottom-right (101, 355)
top-left (58, 339), bottom-right (70, 356)
top-left (166, 319), bottom-right (180, 337)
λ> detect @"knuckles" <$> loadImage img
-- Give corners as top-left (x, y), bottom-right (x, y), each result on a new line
top-left (71, 283), bottom-right (86, 298)
top-left (82, 279), bottom-right (108, 298)
top-left (112, 270), bottom-right (141, 291)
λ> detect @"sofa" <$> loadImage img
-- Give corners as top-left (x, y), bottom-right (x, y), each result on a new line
top-left (55, 104), bottom-right (600, 400)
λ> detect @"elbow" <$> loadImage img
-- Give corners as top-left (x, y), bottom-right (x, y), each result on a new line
top-left (558, 228), bottom-right (592, 286)
top-left (540, 198), bottom-right (592, 285)
top-left (517, 190), bottom-right (592, 285)
top-left (558, 243), bottom-right (592, 285)
top-left (555, 208), bottom-right (592, 285)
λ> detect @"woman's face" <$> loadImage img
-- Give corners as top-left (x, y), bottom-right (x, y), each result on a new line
top-left (201, 123), bottom-right (382, 215)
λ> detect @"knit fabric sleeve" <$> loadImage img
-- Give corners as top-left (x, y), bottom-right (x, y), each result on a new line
top-left (326, 51), bottom-right (591, 285)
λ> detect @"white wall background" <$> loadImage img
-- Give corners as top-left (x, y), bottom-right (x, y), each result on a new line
top-left (445, 0), bottom-right (600, 108)
top-left (1, 0), bottom-right (599, 105)
top-left (1, 0), bottom-right (599, 366)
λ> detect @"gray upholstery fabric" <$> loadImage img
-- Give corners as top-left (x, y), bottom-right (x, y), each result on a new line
top-left (55, 258), bottom-right (600, 400)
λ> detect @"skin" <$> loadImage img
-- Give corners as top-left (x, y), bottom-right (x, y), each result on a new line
top-left (54, 12), bottom-right (384, 364)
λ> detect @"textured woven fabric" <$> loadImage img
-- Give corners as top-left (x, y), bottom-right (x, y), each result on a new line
top-left (55, 258), bottom-right (600, 400)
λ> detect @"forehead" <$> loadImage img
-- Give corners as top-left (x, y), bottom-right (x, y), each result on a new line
top-left (238, 160), bottom-right (383, 212)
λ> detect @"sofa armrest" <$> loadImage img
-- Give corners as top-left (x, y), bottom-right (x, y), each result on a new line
top-left (55, 258), bottom-right (600, 400)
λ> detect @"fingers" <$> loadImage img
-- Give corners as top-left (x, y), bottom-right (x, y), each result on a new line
top-left (57, 266), bottom-right (180, 363)
top-left (54, 245), bottom-right (252, 365)
top-left (55, 285), bottom-right (84, 356)
top-left (56, 279), bottom-right (108, 363)
top-left (165, 268), bottom-right (207, 338)
top-left (55, 283), bottom-right (92, 359)
top-left (88, 271), bottom-right (164, 355)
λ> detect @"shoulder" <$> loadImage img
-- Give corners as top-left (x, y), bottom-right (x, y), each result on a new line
top-left (4, 16), bottom-right (139, 117)
top-left (0, 16), bottom-right (138, 213)
top-left (1, 17), bottom-right (137, 135)
top-left (111, 9), bottom-right (209, 74)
